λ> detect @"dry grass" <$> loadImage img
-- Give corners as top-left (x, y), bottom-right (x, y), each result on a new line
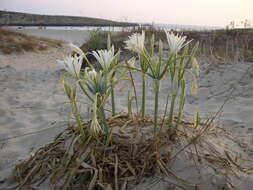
top-left (80, 28), bottom-right (253, 62)
top-left (182, 29), bottom-right (253, 62)
top-left (0, 28), bottom-right (63, 54)
top-left (9, 115), bottom-right (166, 190)
top-left (8, 115), bottom-right (253, 190)
top-left (126, 28), bottom-right (253, 62)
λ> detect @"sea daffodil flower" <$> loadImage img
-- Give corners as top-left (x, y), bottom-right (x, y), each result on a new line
top-left (92, 46), bottom-right (118, 71)
top-left (165, 31), bottom-right (191, 54)
top-left (125, 31), bottom-right (145, 54)
top-left (69, 43), bottom-right (84, 56)
top-left (84, 68), bottom-right (109, 95)
top-left (87, 68), bottom-right (98, 80)
top-left (58, 54), bottom-right (83, 77)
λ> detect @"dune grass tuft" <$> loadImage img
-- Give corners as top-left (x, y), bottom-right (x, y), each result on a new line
top-left (0, 28), bottom-right (63, 54)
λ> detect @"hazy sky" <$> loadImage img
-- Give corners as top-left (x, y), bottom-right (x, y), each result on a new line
top-left (1, 0), bottom-right (252, 27)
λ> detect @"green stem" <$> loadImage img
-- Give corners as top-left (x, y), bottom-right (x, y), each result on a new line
top-left (168, 93), bottom-right (177, 129)
top-left (128, 69), bottom-right (138, 114)
top-left (141, 73), bottom-right (146, 118)
top-left (175, 97), bottom-right (185, 130)
top-left (72, 93), bottom-right (84, 137)
top-left (74, 113), bottom-right (84, 137)
top-left (77, 80), bottom-right (93, 102)
top-left (161, 92), bottom-right (170, 126)
top-left (97, 96), bottom-right (108, 135)
top-left (154, 80), bottom-right (160, 136)
top-left (111, 71), bottom-right (116, 116)
top-left (175, 80), bottom-right (186, 130)
top-left (100, 105), bottom-right (108, 135)
top-left (128, 89), bottom-right (133, 118)
top-left (111, 86), bottom-right (116, 116)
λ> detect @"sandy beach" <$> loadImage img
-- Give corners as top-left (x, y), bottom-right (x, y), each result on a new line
top-left (1, 29), bottom-right (253, 189)
top-left (12, 28), bottom-right (92, 46)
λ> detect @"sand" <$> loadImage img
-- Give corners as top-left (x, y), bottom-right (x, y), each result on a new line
top-left (13, 28), bottom-right (92, 46)
top-left (1, 30), bottom-right (253, 189)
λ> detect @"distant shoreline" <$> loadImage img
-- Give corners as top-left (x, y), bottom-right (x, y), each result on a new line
top-left (0, 10), bottom-right (139, 27)
top-left (1, 23), bottom-right (139, 27)
top-left (4, 25), bottom-right (222, 32)
top-left (1, 11), bottom-right (225, 31)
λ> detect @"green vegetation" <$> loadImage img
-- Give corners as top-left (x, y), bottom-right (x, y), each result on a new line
top-left (81, 30), bottom-right (108, 52)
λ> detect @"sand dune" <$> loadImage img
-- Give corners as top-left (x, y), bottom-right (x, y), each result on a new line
top-left (1, 30), bottom-right (253, 189)
top-left (15, 28), bottom-right (91, 46)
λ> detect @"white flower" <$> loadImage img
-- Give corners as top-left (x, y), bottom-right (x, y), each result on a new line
top-left (58, 54), bottom-right (83, 77)
top-left (69, 43), bottom-right (84, 55)
top-left (84, 68), bottom-right (109, 95)
top-left (87, 69), bottom-right (98, 80)
top-left (125, 31), bottom-right (145, 54)
top-left (92, 46), bottom-right (117, 71)
top-left (165, 31), bottom-right (191, 54)
top-left (84, 68), bottom-right (98, 88)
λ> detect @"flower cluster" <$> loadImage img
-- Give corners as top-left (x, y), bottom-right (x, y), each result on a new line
top-left (125, 31), bottom-right (145, 54)
top-left (58, 30), bottom-right (199, 137)
top-left (92, 46), bottom-right (119, 72)
top-left (165, 31), bottom-right (191, 54)
top-left (58, 54), bottom-right (83, 77)
top-left (57, 43), bottom-right (85, 77)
